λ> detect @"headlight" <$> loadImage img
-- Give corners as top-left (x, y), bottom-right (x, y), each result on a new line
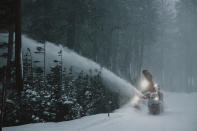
top-left (154, 83), bottom-right (158, 88)
top-left (154, 97), bottom-right (159, 101)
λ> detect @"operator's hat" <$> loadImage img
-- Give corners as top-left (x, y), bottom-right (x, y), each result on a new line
top-left (142, 69), bottom-right (152, 81)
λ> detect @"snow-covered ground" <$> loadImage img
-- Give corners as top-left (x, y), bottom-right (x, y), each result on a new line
top-left (4, 92), bottom-right (197, 131)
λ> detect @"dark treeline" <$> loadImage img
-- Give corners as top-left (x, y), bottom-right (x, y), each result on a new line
top-left (22, 0), bottom-right (158, 84)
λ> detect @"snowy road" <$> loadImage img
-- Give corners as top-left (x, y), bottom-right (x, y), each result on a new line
top-left (3, 92), bottom-right (197, 131)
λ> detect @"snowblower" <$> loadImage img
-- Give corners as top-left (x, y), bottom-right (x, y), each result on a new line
top-left (147, 91), bottom-right (163, 115)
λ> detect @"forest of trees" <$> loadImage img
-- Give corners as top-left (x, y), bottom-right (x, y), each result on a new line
top-left (143, 0), bottom-right (197, 92)
top-left (1, 0), bottom-right (197, 128)
top-left (21, 0), bottom-right (159, 84)
top-left (1, 0), bottom-right (160, 126)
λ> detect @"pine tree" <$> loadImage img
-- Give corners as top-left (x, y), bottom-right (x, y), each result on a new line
top-left (23, 48), bottom-right (33, 86)
top-left (90, 71), bottom-right (106, 114)
top-left (33, 45), bottom-right (45, 87)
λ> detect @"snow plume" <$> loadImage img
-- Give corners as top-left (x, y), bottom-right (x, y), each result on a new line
top-left (137, 77), bottom-right (150, 92)
top-left (21, 35), bottom-right (141, 105)
top-left (101, 69), bottom-right (143, 105)
top-left (130, 76), bottom-right (150, 107)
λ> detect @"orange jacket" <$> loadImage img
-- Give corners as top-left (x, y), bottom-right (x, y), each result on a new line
top-left (142, 70), bottom-right (155, 92)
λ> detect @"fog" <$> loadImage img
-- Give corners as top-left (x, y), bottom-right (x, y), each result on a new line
top-left (143, 0), bottom-right (197, 92)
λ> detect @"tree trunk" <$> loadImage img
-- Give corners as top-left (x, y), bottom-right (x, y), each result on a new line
top-left (0, 70), bottom-right (7, 130)
top-left (6, 25), bottom-right (14, 83)
top-left (67, 0), bottom-right (77, 50)
top-left (15, 0), bottom-right (23, 94)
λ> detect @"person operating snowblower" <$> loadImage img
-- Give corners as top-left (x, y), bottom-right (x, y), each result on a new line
top-left (142, 70), bottom-right (164, 114)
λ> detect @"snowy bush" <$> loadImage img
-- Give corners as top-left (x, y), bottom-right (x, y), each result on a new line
top-left (2, 66), bottom-right (120, 126)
